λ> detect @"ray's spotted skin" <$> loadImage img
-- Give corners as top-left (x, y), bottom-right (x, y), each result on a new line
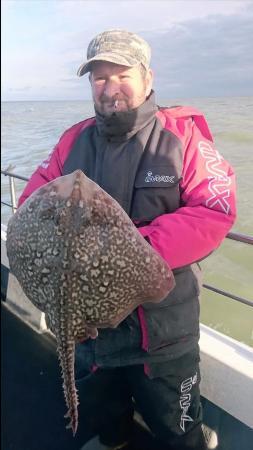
top-left (6, 170), bottom-right (175, 435)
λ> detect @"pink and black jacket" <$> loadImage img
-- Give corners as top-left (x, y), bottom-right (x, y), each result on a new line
top-left (18, 92), bottom-right (236, 369)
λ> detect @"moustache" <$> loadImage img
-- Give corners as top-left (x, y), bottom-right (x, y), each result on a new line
top-left (100, 95), bottom-right (126, 104)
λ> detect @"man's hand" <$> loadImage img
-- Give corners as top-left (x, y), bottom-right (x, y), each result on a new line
top-left (78, 326), bottom-right (98, 343)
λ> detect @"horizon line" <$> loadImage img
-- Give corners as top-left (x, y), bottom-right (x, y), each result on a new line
top-left (2, 93), bottom-right (253, 103)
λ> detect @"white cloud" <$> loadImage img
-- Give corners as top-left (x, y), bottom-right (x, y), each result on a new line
top-left (2, 0), bottom-right (253, 100)
top-left (54, 0), bottom-right (252, 32)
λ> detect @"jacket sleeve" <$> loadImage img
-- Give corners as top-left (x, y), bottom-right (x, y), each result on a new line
top-left (18, 144), bottom-right (63, 207)
top-left (138, 116), bottom-right (237, 270)
top-left (18, 119), bottom-right (95, 207)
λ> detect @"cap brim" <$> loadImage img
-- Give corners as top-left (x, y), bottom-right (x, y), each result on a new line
top-left (77, 52), bottom-right (138, 77)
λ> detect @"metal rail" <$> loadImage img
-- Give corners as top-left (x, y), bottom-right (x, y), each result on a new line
top-left (203, 284), bottom-right (253, 307)
top-left (226, 231), bottom-right (253, 245)
top-left (1, 169), bottom-right (253, 307)
top-left (1, 201), bottom-right (17, 210)
top-left (1, 169), bottom-right (29, 182)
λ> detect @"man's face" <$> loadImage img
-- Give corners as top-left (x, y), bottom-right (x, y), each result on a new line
top-left (89, 61), bottom-right (153, 116)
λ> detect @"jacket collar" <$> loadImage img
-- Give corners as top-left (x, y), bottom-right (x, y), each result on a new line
top-left (95, 91), bottom-right (158, 142)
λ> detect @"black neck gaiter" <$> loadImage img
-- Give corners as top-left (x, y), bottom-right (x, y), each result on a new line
top-left (95, 91), bottom-right (158, 141)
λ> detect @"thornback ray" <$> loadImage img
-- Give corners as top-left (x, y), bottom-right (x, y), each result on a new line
top-left (6, 169), bottom-right (175, 435)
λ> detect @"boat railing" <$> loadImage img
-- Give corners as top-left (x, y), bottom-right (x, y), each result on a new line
top-left (2, 168), bottom-right (253, 308)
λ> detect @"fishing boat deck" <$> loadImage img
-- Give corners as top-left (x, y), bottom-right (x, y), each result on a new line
top-left (2, 302), bottom-right (252, 450)
top-left (1, 303), bottom-right (165, 450)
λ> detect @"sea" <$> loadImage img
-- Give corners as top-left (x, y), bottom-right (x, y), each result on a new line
top-left (1, 96), bottom-right (253, 346)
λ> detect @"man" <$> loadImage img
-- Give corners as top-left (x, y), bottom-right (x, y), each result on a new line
top-left (18, 30), bottom-right (236, 450)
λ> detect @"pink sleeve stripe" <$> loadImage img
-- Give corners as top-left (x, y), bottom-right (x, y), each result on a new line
top-left (138, 205), bottom-right (236, 269)
top-left (156, 107), bottom-right (214, 142)
top-left (18, 118), bottom-right (96, 207)
top-left (137, 305), bottom-right (149, 351)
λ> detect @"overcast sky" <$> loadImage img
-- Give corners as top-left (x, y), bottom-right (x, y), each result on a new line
top-left (2, 0), bottom-right (253, 101)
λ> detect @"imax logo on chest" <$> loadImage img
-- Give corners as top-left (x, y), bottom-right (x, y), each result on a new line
top-left (145, 171), bottom-right (175, 183)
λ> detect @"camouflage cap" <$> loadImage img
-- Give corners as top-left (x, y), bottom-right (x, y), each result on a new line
top-left (77, 29), bottom-right (151, 76)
